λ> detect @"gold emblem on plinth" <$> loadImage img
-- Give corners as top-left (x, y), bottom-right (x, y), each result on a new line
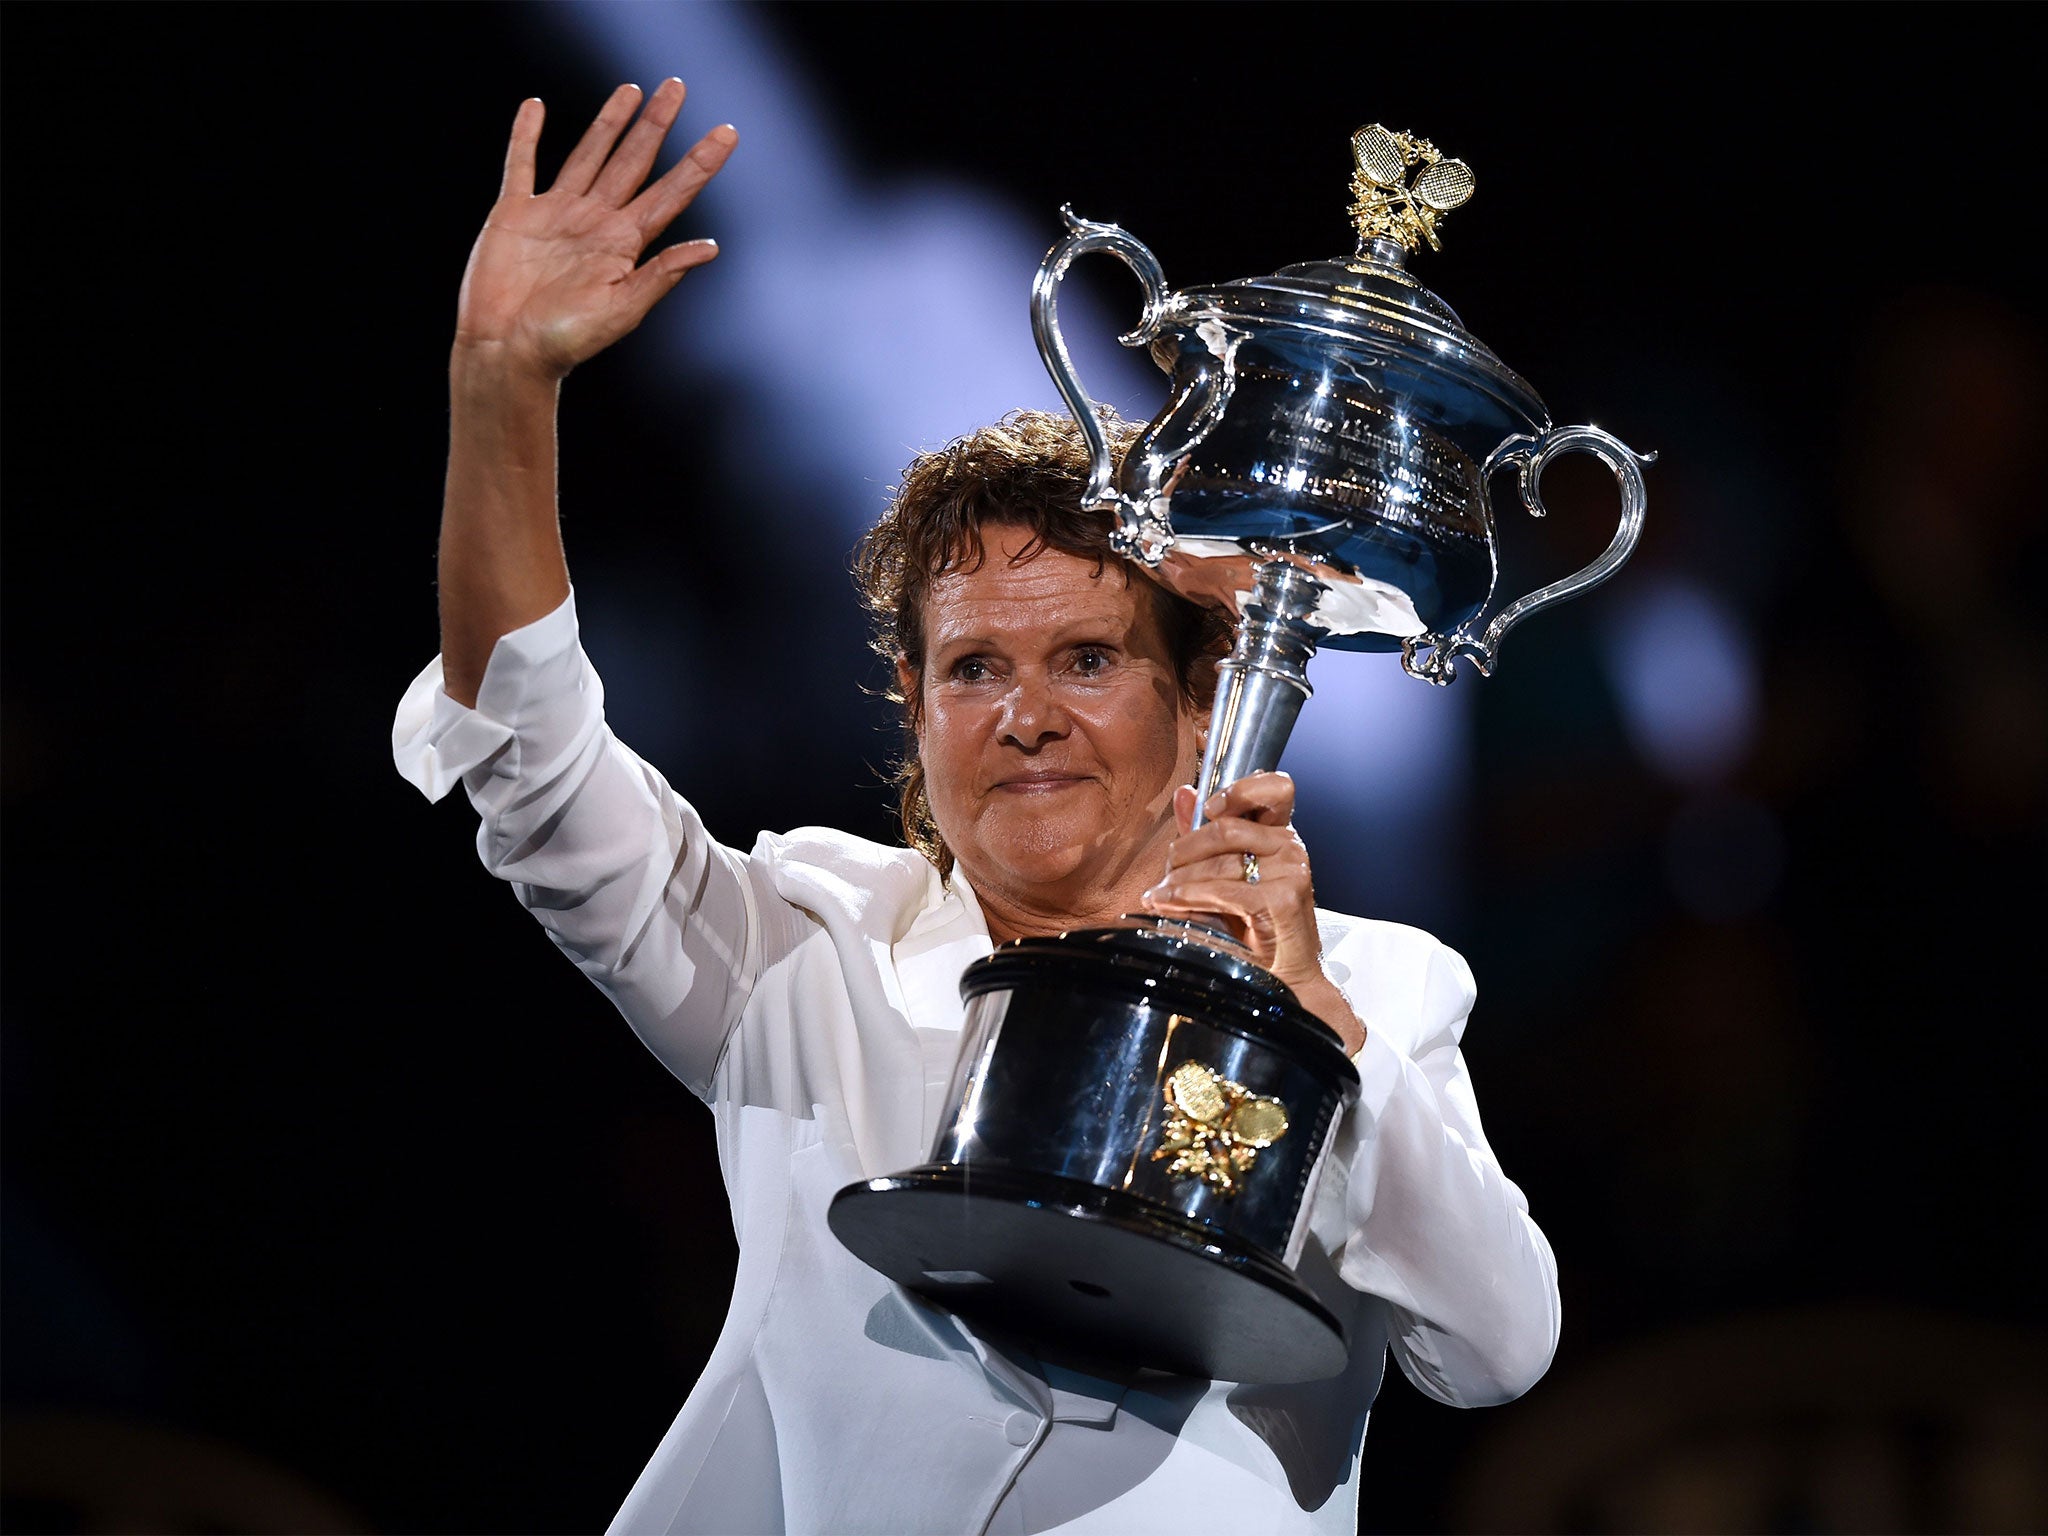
top-left (1152, 1060), bottom-right (1291, 1195)
top-left (1349, 124), bottom-right (1475, 253)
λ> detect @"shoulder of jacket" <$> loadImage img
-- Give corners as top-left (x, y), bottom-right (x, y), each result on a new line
top-left (1315, 909), bottom-right (1477, 1046)
top-left (1315, 908), bottom-right (1457, 967)
top-left (750, 825), bottom-right (942, 930)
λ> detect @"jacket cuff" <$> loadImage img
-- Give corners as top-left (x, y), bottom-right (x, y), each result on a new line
top-left (1350, 1027), bottom-right (1406, 1128)
top-left (390, 591), bottom-right (581, 802)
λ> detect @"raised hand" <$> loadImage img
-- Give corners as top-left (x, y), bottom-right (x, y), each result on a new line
top-left (455, 80), bottom-right (737, 380)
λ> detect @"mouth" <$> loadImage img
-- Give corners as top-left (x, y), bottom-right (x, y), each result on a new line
top-left (993, 773), bottom-right (1092, 794)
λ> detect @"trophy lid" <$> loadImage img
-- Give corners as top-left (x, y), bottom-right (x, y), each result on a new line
top-left (1172, 125), bottom-right (1549, 434)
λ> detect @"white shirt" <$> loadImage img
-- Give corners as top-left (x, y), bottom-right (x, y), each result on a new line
top-left (393, 593), bottom-right (1559, 1535)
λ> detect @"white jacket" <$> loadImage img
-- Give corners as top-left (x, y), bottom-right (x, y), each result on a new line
top-left (393, 593), bottom-right (1559, 1535)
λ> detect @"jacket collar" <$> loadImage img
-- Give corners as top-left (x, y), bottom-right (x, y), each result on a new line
top-left (892, 864), bottom-right (994, 1034)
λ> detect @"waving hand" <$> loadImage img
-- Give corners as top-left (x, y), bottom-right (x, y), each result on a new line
top-left (456, 80), bottom-right (737, 380)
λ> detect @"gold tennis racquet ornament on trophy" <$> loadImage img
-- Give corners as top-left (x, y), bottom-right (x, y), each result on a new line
top-left (831, 128), bottom-right (1650, 1385)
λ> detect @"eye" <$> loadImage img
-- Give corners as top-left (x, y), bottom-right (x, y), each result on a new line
top-left (1071, 645), bottom-right (1114, 677)
top-left (950, 655), bottom-right (993, 683)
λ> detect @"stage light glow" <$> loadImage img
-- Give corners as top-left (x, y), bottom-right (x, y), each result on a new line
top-left (1600, 575), bottom-right (1759, 787)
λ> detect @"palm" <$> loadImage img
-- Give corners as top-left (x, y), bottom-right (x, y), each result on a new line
top-left (455, 80), bottom-right (736, 379)
top-left (461, 199), bottom-right (644, 371)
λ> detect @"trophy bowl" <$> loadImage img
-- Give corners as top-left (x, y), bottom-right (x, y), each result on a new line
top-left (1035, 122), bottom-right (1651, 687)
top-left (829, 126), bottom-right (1651, 1384)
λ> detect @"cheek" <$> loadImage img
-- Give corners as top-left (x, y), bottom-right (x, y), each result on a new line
top-left (1089, 690), bottom-right (1193, 782)
top-left (918, 700), bottom-right (989, 796)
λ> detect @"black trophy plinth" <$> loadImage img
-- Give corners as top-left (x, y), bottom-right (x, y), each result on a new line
top-left (828, 921), bottom-right (1360, 1384)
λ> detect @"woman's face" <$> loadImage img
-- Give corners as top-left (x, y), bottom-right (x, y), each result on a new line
top-left (911, 526), bottom-right (1205, 922)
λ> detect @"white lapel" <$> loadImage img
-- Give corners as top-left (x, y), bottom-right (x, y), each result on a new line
top-left (890, 867), bottom-right (995, 1155)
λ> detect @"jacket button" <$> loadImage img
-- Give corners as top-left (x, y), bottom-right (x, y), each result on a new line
top-left (1003, 1410), bottom-right (1039, 1446)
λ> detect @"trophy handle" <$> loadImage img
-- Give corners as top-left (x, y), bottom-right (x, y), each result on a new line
top-left (1402, 425), bottom-right (1654, 684)
top-left (1031, 207), bottom-right (1175, 562)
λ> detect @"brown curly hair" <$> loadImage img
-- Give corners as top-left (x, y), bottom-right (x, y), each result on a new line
top-left (853, 408), bottom-right (1231, 876)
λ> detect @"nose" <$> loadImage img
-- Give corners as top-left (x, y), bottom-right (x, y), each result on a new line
top-left (998, 671), bottom-right (1069, 750)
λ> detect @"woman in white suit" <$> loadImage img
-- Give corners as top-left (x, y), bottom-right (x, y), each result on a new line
top-left (396, 79), bottom-right (1559, 1535)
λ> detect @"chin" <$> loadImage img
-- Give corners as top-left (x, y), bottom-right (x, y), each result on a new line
top-left (986, 801), bottom-right (1172, 897)
top-left (974, 811), bottom-right (1115, 888)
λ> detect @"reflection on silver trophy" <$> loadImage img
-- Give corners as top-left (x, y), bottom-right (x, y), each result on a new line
top-left (830, 126), bottom-right (1651, 1384)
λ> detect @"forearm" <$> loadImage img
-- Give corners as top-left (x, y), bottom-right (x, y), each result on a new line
top-left (1311, 928), bottom-right (1559, 1405)
top-left (437, 342), bottom-right (570, 706)
top-left (1336, 1048), bottom-right (1559, 1406)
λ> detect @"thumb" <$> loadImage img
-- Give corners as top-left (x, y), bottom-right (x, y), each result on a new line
top-left (620, 237), bottom-right (720, 315)
top-left (1173, 784), bottom-right (1197, 833)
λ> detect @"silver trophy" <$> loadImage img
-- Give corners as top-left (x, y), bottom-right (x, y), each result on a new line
top-left (831, 127), bottom-right (1650, 1384)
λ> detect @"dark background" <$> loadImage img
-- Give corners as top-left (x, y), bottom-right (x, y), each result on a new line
top-left (4, 3), bottom-right (2043, 1532)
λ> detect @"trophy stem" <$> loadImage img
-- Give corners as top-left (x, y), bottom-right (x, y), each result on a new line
top-left (1192, 562), bottom-right (1327, 829)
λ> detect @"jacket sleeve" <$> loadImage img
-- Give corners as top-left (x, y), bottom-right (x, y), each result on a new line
top-left (1311, 922), bottom-right (1561, 1408)
top-left (391, 590), bottom-right (773, 1098)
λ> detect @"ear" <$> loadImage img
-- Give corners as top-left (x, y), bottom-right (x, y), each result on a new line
top-left (1184, 698), bottom-right (1212, 764)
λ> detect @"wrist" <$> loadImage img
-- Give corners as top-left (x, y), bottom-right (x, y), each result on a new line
top-left (1292, 974), bottom-right (1366, 1056)
top-left (449, 335), bottom-right (565, 395)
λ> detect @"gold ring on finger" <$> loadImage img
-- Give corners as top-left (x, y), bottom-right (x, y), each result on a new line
top-left (1241, 851), bottom-right (1261, 885)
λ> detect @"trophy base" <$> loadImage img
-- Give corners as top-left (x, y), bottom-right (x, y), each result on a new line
top-left (829, 1162), bottom-right (1348, 1384)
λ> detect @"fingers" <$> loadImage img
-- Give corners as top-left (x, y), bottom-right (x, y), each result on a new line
top-left (1142, 884), bottom-right (1254, 940)
top-left (630, 122), bottom-right (739, 240)
top-left (1148, 768), bottom-right (1323, 989)
top-left (553, 82), bottom-right (645, 196)
top-left (1204, 771), bottom-right (1295, 827)
top-left (511, 79), bottom-right (733, 233)
top-left (1172, 771), bottom-right (1297, 833)
top-left (1140, 865), bottom-right (1307, 963)
top-left (1142, 877), bottom-right (1267, 931)
top-left (1142, 845), bottom-right (1319, 982)
top-left (1146, 813), bottom-right (1311, 916)
top-left (590, 76), bottom-right (687, 206)
top-left (1166, 828), bottom-right (1300, 886)
top-left (1147, 832), bottom-right (1306, 923)
top-left (1172, 845), bottom-right (1304, 888)
top-left (500, 97), bottom-right (543, 200)
top-left (1160, 807), bottom-right (1299, 872)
